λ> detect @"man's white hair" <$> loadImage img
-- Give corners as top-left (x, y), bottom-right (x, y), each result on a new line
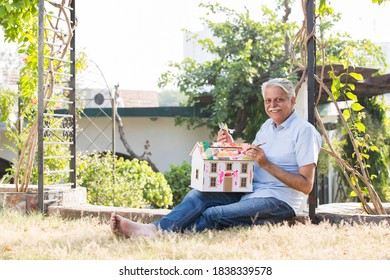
top-left (261, 78), bottom-right (295, 99)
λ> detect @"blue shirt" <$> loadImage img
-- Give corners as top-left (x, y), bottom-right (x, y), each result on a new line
top-left (242, 111), bottom-right (322, 213)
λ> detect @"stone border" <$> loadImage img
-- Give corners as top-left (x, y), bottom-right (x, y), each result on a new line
top-left (47, 202), bottom-right (390, 226)
top-left (0, 184), bottom-right (87, 214)
top-left (48, 204), bottom-right (170, 223)
top-left (314, 212), bottom-right (390, 225)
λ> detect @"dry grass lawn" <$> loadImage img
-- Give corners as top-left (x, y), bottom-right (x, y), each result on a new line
top-left (0, 209), bottom-right (389, 260)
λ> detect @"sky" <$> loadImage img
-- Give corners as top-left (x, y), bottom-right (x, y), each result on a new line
top-left (75, 0), bottom-right (390, 91)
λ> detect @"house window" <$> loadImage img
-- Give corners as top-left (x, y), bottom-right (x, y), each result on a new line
top-left (226, 162), bottom-right (233, 171)
top-left (240, 177), bottom-right (247, 188)
top-left (210, 177), bottom-right (217, 187)
top-left (241, 163), bottom-right (248, 173)
top-left (211, 163), bottom-right (217, 173)
top-left (195, 169), bottom-right (199, 180)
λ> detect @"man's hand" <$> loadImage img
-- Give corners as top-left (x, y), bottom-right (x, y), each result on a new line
top-left (243, 144), bottom-right (268, 167)
top-left (243, 144), bottom-right (316, 195)
top-left (217, 129), bottom-right (234, 143)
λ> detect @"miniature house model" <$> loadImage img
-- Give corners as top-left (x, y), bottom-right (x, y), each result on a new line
top-left (190, 142), bottom-right (255, 192)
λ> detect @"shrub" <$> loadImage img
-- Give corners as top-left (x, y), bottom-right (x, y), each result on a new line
top-left (76, 152), bottom-right (172, 208)
top-left (164, 161), bottom-right (191, 207)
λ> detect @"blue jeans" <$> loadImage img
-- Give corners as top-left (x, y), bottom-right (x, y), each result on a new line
top-left (153, 189), bottom-right (295, 232)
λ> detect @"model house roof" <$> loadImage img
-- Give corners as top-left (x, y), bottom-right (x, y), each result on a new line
top-left (191, 141), bottom-right (254, 161)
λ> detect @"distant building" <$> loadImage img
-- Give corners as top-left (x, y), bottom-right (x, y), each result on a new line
top-left (77, 87), bottom-right (158, 108)
top-left (183, 28), bottom-right (218, 63)
top-left (0, 30), bottom-right (21, 91)
top-left (118, 89), bottom-right (158, 108)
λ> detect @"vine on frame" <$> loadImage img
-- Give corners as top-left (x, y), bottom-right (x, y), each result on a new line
top-left (291, 0), bottom-right (386, 214)
top-left (0, 0), bottom-right (87, 191)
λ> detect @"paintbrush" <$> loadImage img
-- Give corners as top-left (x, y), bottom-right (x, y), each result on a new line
top-left (218, 122), bottom-right (235, 134)
top-left (241, 142), bottom-right (267, 155)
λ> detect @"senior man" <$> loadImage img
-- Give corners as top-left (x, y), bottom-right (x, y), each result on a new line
top-left (110, 77), bottom-right (322, 237)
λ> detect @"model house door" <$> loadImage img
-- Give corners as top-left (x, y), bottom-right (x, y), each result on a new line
top-left (224, 176), bottom-right (233, 192)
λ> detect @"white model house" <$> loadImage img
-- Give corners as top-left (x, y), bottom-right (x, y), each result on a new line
top-left (190, 142), bottom-right (254, 192)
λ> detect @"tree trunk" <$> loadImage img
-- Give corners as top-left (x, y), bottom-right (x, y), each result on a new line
top-left (114, 85), bottom-right (159, 173)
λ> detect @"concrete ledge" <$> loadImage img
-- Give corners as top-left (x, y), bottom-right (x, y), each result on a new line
top-left (288, 213), bottom-right (390, 226)
top-left (48, 204), bottom-right (170, 223)
top-left (314, 212), bottom-right (390, 225)
top-left (311, 202), bottom-right (390, 225)
top-left (1, 185), bottom-right (87, 214)
top-left (47, 202), bottom-right (390, 226)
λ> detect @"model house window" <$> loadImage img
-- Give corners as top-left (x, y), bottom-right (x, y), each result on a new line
top-left (240, 177), bottom-right (247, 188)
top-left (241, 163), bottom-right (248, 173)
top-left (226, 163), bottom-right (233, 171)
top-left (210, 177), bottom-right (217, 187)
top-left (195, 169), bottom-right (199, 180)
top-left (211, 163), bottom-right (217, 173)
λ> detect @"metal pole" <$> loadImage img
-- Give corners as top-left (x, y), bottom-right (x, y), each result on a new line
top-left (307, 0), bottom-right (318, 221)
top-left (112, 84), bottom-right (118, 157)
top-left (37, 0), bottom-right (45, 212)
top-left (112, 84), bottom-right (118, 204)
top-left (69, 0), bottom-right (77, 188)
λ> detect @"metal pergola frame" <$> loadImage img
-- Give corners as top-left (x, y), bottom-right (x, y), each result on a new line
top-left (306, 0), bottom-right (318, 222)
top-left (37, 0), bottom-right (76, 212)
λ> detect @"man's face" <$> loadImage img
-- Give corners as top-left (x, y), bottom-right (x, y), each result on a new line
top-left (263, 86), bottom-right (295, 126)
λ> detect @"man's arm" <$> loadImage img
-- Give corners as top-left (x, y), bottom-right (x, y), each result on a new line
top-left (260, 161), bottom-right (316, 195)
top-left (246, 145), bottom-right (316, 195)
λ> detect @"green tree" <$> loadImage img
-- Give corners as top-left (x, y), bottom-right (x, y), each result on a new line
top-left (0, 0), bottom-right (38, 127)
top-left (159, 1), bottom-right (297, 142)
top-left (1, 0), bottom-right (41, 188)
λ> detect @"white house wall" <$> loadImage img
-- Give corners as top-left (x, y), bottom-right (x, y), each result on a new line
top-left (76, 116), bottom-right (212, 173)
top-left (190, 148), bottom-right (205, 190)
top-left (215, 161), bottom-right (253, 192)
top-left (295, 80), bottom-right (308, 120)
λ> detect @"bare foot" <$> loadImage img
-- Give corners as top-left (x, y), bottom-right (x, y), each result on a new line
top-left (110, 212), bottom-right (159, 238)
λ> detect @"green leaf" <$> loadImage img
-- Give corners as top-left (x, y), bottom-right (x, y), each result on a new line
top-left (0, 6), bottom-right (6, 17)
top-left (361, 153), bottom-right (369, 160)
top-left (355, 121), bottom-right (366, 133)
top-left (346, 91), bottom-right (357, 101)
top-left (370, 145), bottom-right (379, 152)
top-left (5, 3), bottom-right (13, 13)
top-left (349, 72), bottom-right (364, 81)
top-left (342, 109), bottom-right (350, 121)
top-left (351, 103), bottom-right (365, 111)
